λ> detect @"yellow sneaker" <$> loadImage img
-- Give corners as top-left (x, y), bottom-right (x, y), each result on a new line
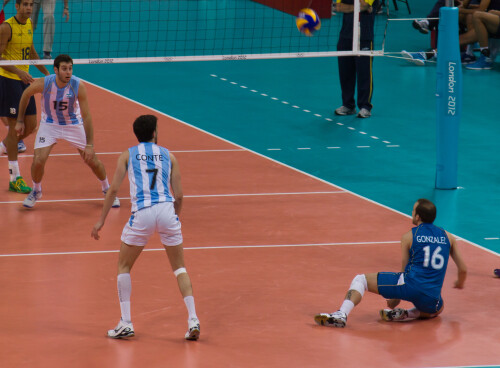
top-left (9, 176), bottom-right (32, 194)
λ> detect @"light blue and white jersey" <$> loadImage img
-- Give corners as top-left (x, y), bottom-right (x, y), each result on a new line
top-left (41, 74), bottom-right (83, 125)
top-left (128, 142), bottom-right (173, 212)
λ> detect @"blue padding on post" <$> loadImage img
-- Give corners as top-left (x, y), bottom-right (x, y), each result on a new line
top-left (435, 7), bottom-right (462, 189)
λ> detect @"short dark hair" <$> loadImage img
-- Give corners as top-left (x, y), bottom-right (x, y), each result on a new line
top-left (415, 198), bottom-right (436, 223)
top-left (54, 54), bottom-right (73, 69)
top-left (133, 115), bottom-right (157, 142)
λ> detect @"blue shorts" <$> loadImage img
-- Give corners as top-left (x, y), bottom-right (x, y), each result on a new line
top-left (0, 75), bottom-right (36, 118)
top-left (377, 272), bottom-right (443, 314)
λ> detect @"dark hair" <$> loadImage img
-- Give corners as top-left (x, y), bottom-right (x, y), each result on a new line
top-left (54, 54), bottom-right (73, 69)
top-left (415, 198), bottom-right (436, 223)
top-left (133, 115), bottom-right (157, 142)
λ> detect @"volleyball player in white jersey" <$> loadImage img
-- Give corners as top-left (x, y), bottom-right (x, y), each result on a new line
top-left (15, 54), bottom-right (119, 208)
top-left (91, 114), bottom-right (200, 341)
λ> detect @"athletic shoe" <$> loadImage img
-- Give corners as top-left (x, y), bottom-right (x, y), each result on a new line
top-left (104, 190), bottom-right (121, 208)
top-left (185, 317), bottom-right (200, 340)
top-left (465, 55), bottom-right (493, 70)
top-left (43, 52), bottom-right (52, 60)
top-left (494, 269), bottom-right (500, 277)
top-left (23, 190), bottom-right (42, 208)
top-left (380, 308), bottom-right (408, 321)
top-left (460, 52), bottom-right (476, 64)
top-left (9, 176), bottom-right (32, 193)
top-left (18, 140), bottom-right (27, 153)
top-left (357, 108), bottom-right (371, 118)
top-left (107, 319), bottom-right (134, 339)
top-left (334, 106), bottom-right (356, 116)
top-left (314, 311), bottom-right (347, 328)
top-left (401, 50), bottom-right (426, 66)
top-left (0, 141), bottom-right (6, 155)
top-left (412, 19), bottom-right (429, 34)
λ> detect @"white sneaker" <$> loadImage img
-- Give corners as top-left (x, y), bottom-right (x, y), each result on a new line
top-left (185, 317), bottom-right (200, 340)
top-left (314, 311), bottom-right (347, 328)
top-left (104, 190), bottom-right (120, 208)
top-left (23, 190), bottom-right (42, 208)
top-left (107, 319), bottom-right (134, 339)
top-left (357, 108), bottom-right (371, 118)
top-left (334, 106), bottom-right (356, 116)
top-left (380, 308), bottom-right (408, 321)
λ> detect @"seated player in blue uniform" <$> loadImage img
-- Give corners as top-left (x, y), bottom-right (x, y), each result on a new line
top-left (314, 198), bottom-right (467, 327)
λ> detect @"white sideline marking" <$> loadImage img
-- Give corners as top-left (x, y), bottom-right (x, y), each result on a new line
top-left (0, 241), bottom-right (401, 258)
top-left (0, 190), bottom-right (347, 205)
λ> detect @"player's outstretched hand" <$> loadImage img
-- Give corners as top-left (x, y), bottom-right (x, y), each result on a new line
top-left (91, 220), bottom-right (104, 240)
top-left (453, 280), bottom-right (465, 289)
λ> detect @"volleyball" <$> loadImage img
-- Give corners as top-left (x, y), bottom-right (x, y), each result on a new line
top-left (296, 8), bottom-right (321, 36)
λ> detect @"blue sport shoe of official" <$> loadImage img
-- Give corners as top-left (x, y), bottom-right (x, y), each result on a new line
top-left (18, 140), bottom-right (26, 153)
top-left (465, 54), bottom-right (493, 70)
top-left (401, 50), bottom-right (426, 66)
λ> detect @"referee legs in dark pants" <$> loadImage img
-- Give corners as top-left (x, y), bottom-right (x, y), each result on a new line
top-left (337, 38), bottom-right (374, 114)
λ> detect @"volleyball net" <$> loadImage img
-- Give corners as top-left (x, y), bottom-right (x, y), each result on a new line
top-left (0, 0), bottom-right (394, 66)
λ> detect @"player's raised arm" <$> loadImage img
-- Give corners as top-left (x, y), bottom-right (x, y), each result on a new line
top-left (91, 150), bottom-right (129, 240)
top-left (447, 232), bottom-right (467, 289)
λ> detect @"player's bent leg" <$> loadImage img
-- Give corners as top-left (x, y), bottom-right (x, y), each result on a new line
top-left (107, 242), bottom-right (143, 339)
top-left (117, 242), bottom-right (144, 274)
top-left (31, 145), bottom-right (54, 183)
top-left (164, 243), bottom-right (200, 340)
top-left (165, 243), bottom-right (193, 297)
top-left (5, 117), bottom-right (19, 161)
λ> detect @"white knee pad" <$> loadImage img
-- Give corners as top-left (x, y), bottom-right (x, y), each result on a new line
top-left (174, 267), bottom-right (187, 277)
top-left (349, 274), bottom-right (368, 297)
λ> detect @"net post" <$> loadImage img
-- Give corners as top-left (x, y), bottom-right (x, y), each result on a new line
top-left (435, 4), bottom-right (462, 189)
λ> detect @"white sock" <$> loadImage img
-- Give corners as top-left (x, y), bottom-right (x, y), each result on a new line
top-left (339, 299), bottom-right (355, 316)
top-left (407, 308), bottom-right (420, 319)
top-left (8, 161), bottom-right (20, 181)
top-left (33, 181), bottom-right (42, 192)
top-left (100, 178), bottom-right (110, 192)
top-left (184, 296), bottom-right (198, 320)
top-left (117, 273), bottom-right (132, 323)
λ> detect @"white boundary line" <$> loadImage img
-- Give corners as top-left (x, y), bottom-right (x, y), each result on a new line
top-left (0, 191), bottom-right (347, 205)
top-left (0, 241), bottom-right (401, 258)
top-left (0, 149), bottom-right (245, 159)
top-left (37, 80), bottom-right (500, 259)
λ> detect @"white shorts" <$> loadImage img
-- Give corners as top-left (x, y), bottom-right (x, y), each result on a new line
top-left (34, 122), bottom-right (87, 150)
top-left (121, 202), bottom-right (183, 247)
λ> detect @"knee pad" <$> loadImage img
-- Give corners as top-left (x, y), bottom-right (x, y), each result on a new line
top-left (349, 274), bottom-right (368, 297)
top-left (174, 267), bottom-right (187, 277)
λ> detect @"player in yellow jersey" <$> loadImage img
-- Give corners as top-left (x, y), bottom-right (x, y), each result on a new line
top-left (0, 0), bottom-right (49, 193)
